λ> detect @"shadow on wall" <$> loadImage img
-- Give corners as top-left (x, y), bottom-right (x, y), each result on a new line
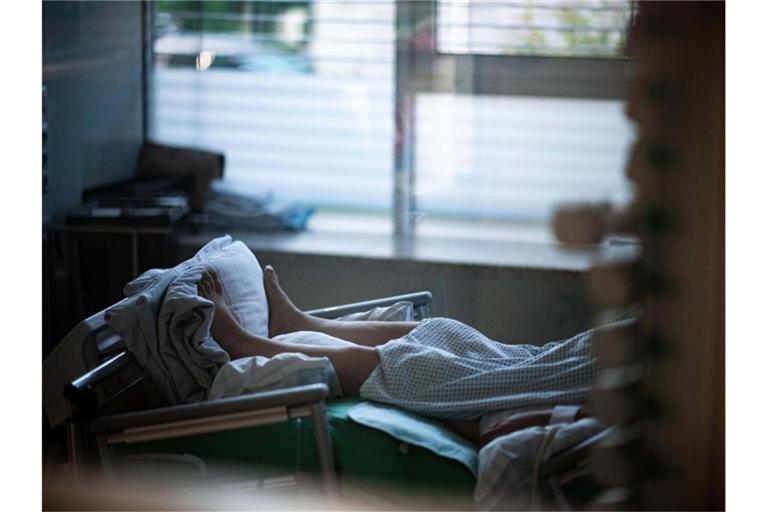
top-left (43, 0), bottom-right (145, 222)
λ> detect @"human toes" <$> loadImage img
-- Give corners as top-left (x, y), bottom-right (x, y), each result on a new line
top-left (208, 269), bottom-right (223, 294)
top-left (197, 277), bottom-right (210, 298)
top-left (198, 271), bottom-right (215, 297)
top-left (265, 265), bottom-right (283, 286)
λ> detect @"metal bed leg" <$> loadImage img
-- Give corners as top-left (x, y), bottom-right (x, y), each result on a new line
top-left (96, 434), bottom-right (114, 479)
top-left (67, 422), bottom-right (84, 480)
top-left (311, 401), bottom-right (337, 496)
top-left (549, 476), bottom-right (570, 511)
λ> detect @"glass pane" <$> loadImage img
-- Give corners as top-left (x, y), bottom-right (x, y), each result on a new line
top-left (414, 93), bottom-right (634, 224)
top-left (438, 0), bottom-right (633, 57)
top-left (151, 1), bottom-right (395, 213)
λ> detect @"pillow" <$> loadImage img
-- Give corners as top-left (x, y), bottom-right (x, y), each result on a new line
top-left (107, 235), bottom-right (266, 403)
top-left (123, 234), bottom-right (269, 341)
top-left (165, 238), bottom-right (269, 339)
top-left (123, 235), bottom-right (234, 297)
top-left (204, 240), bottom-right (269, 337)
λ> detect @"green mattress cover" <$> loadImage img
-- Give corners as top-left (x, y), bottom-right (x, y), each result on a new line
top-left (113, 398), bottom-right (476, 493)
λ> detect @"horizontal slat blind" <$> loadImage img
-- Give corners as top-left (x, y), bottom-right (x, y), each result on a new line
top-left (417, 0), bottom-right (634, 223)
top-left (415, 93), bottom-right (634, 221)
top-left (151, 1), bottom-right (633, 226)
top-left (438, 0), bottom-right (632, 57)
top-left (151, 1), bottom-right (395, 211)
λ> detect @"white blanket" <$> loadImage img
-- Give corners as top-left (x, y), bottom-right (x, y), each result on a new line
top-left (107, 279), bottom-right (347, 405)
top-left (209, 352), bottom-right (342, 400)
top-left (474, 417), bottom-right (604, 510)
top-left (105, 266), bottom-right (230, 404)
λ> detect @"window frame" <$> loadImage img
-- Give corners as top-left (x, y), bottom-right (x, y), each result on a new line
top-left (394, 0), bottom-right (632, 236)
top-left (144, 0), bottom-right (633, 238)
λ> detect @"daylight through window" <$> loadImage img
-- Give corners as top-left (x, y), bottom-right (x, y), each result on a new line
top-left (150, 0), bottom-right (635, 237)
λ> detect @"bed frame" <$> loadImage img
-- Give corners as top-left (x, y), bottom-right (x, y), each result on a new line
top-left (62, 291), bottom-right (434, 495)
top-left (60, 289), bottom-right (611, 509)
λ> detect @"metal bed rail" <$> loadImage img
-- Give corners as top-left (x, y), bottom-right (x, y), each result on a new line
top-left (306, 290), bottom-right (432, 319)
top-left (62, 290), bottom-right (435, 494)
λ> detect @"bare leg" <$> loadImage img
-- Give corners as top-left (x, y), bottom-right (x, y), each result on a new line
top-left (441, 419), bottom-right (481, 447)
top-left (264, 265), bottom-right (418, 347)
top-left (200, 271), bottom-right (485, 442)
top-left (198, 270), bottom-right (379, 395)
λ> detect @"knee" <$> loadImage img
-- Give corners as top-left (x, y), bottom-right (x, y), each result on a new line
top-left (337, 346), bottom-right (379, 395)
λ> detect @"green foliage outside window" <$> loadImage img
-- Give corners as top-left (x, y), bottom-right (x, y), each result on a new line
top-left (556, 1), bottom-right (628, 56)
top-left (155, 1), bottom-right (309, 36)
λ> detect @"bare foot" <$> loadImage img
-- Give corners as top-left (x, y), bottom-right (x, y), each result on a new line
top-left (263, 265), bottom-right (310, 337)
top-left (198, 269), bottom-right (244, 343)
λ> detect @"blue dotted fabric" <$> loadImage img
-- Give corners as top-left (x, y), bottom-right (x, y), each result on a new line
top-left (359, 318), bottom-right (598, 420)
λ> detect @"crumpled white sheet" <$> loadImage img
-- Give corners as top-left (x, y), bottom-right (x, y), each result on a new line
top-left (209, 353), bottom-right (343, 399)
top-left (474, 417), bottom-right (604, 510)
top-left (335, 301), bottom-right (413, 322)
top-left (104, 237), bottom-right (237, 404)
top-left (104, 262), bottom-right (230, 405)
top-left (208, 332), bottom-right (345, 399)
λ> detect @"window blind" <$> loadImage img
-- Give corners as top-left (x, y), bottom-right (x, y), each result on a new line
top-left (151, 1), bottom-right (396, 212)
top-left (415, 0), bottom-right (634, 223)
top-left (438, 0), bottom-right (632, 57)
top-left (415, 93), bottom-right (634, 222)
top-left (150, 0), bottom-right (634, 227)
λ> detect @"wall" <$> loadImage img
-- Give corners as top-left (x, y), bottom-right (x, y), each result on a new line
top-left (43, 1), bottom-right (145, 221)
top-left (42, 1), bottom-right (146, 354)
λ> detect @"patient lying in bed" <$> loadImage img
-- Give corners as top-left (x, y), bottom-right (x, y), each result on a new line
top-left (198, 268), bottom-right (599, 446)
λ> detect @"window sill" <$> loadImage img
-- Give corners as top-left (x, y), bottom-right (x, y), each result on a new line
top-left (177, 211), bottom-right (638, 273)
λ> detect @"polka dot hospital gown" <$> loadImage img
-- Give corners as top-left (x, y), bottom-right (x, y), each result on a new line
top-left (359, 318), bottom-right (599, 420)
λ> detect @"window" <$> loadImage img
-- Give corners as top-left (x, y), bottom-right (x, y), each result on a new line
top-left (149, 0), bottom-right (634, 238)
top-left (437, 0), bottom-right (629, 56)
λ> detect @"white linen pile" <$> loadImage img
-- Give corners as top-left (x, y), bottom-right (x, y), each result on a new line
top-left (474, 416), bottom-right (604, 510)
top-left (104, 237), bottom-right (234, 404)
top-left (105, 235), bottom-right (334, 404)
top-left (104, 236), bottom-right (420, 405)
top-left (210, 353), bottom-right (341, 400)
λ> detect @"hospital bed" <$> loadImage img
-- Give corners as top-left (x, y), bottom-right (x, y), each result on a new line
top-left (56, 290), bottom-right (609, 509)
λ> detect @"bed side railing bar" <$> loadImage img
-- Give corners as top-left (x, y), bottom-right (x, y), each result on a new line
top-left (64, 351), bottom-right (140, 411)
top-left (105, 406), bottom-right (292, 444)
top-left (88, 383), bottom-right (330, 434)
top-left (306, 291), bottom-right (433, 319)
